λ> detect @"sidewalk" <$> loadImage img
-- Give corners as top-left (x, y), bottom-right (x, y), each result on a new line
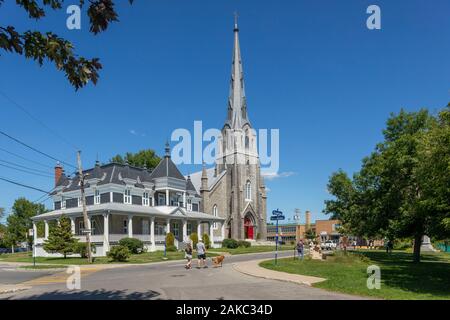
top-left (232, 258), bottom-right (326, 286)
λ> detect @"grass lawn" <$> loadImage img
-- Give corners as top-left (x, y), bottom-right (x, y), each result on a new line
top-left (0, 250), bottom-right (216, 265)
top-left (260, 250), bottom-right (450, 300)
top-left (209, 245), bottom-right (294, 255)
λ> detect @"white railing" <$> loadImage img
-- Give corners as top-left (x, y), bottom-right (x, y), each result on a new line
top-left (133, 234), bottom-right (151, 242)
top-left (75, 235), bottom-right (104, 243)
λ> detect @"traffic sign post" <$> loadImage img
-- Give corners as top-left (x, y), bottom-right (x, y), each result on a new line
top-left (271, 209), bottom-right (285, 265)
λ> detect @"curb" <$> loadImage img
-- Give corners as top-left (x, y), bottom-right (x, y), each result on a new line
top-left (232, 259), bottom-right (326, 287)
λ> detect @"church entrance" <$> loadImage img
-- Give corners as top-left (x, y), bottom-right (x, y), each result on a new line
top-left (244, 214), bottom-right (255, 240)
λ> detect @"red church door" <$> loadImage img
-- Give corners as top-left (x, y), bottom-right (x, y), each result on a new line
top-left (244, 216), bottom-right (254, 240)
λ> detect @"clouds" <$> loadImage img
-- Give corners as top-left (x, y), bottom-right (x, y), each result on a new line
top-left (261, 171), bottom-right (296, 181)
top-left (129, 129), bottom-right (146, 137)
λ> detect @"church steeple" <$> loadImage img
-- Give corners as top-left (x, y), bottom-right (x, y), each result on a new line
top-left (226, 13), bottom-right (250, 130)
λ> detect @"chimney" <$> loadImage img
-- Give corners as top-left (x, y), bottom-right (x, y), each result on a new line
top-left (305, 211), bottom-right (311, 228)
top-left (54, 162), bottom-right (63, 186)
top-left (200, 162), bottom-right (208, 192)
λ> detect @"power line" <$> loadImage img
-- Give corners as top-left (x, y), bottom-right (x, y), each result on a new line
top-left (0, 162), bottom-right (53, 178)
top-left (0, 147), bottom-right (54, 169)
top-left (0, 130), bottom-right (77, 169)
top-left (0, 158), bottom-right (53, 176)
top-left (0, 89), bottom-right (79, 150)
top-left (0, 176), bottom-right (51, 194)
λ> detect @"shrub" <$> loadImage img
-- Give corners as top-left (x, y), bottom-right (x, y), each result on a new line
top-left (256, 233), bottom-right (261, 240)
top-left (166, 245), bottom-right (177, 252)
top-left (222, 238), bottom-right (239, 249)
top-left (118, 237), bottom-right (144, 254)
top-left (238, 240), bottom-right (251, 248)
top-left (107, 245), bottom-right (130, 262)
top-left (190, 232), bottom-right (199, 248)
top-left (202, 233), bottom-right (211, 249)
top-left (166, 232), bottom-right (175, 247)
top-left (72, 242), bottom-right (96, 258)
top-left (393, 239), bottom-right (413, 250)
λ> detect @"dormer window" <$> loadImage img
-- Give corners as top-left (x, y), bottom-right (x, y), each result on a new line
top-left (143, 192), bottom-right (150, 206)
top-left (187, 198), bottom-right (192, 212)
top-left (94, 189), bottom-right (100, 205)
top-left (124, 188), bottom-right (132, 204)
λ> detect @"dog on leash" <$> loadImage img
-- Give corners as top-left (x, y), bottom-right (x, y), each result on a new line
top-left (212, 255), bottom-right (225, 267)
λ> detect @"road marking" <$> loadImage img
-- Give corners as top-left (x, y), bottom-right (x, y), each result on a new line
top-left (21, 266), bottom-right (102, 286)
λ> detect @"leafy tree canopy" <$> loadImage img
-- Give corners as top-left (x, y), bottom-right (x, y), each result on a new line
top-left (324, 105), bottom-right (450, 262)
top-left (5, 198), bottom-right (47, 247)
top-left (0, 0), bottom-right (134, 90)
top-left (110, 149), bottom-right (161, 170)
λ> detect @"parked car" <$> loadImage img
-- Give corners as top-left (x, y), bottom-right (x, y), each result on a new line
top-left (321, 240), bottom-right (337, 250)
top-left (0, 248), bottom-right (11, 254)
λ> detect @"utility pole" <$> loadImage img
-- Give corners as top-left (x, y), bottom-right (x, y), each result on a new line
top-left (77, 151), bottom-right (92, 263)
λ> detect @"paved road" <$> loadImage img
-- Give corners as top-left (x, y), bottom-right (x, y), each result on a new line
top-left (0, 264), bottom-right (60, 285)
top-left (0, 251), bottom-right (364, 300)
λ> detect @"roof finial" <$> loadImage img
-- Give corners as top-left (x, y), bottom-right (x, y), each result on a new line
top-left (165, 141), bottom-right (170, 158)
top-left (234, 11), bottom-right (239, 32)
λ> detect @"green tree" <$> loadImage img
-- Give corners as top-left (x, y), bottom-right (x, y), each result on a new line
top-left (5, 198), bottom-right (46, 250)
top-left (304, 228), bottom-right (316, 241)
top-left (43, 215), bottom-right (78, 258)
top-left (0, 0), bottom-right (134, 90)
top-left (324, 106), bottom-right (450, 263)
top-left (110, 149), bottom-right (161, 170)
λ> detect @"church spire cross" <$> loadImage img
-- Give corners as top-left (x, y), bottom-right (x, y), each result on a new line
top-left (234, 11), bottom-right (239, 31)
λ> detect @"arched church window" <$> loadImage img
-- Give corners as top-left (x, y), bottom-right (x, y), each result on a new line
top-left (213, 205), bottom-right (218, 229)
top-left (245, 181), bottom-right (251, 200)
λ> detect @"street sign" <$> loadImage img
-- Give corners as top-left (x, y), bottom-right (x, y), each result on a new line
top-left (272, 209), bottom-right (283, 216)
top-left (270, 215), bottom-right (285, 221)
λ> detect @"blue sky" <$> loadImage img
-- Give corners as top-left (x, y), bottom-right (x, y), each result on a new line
top-left (0, 0), bottom-right (449, 224)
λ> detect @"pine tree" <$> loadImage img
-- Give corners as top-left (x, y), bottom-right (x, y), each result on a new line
top-left (43, 215), bottom-right (78, 258)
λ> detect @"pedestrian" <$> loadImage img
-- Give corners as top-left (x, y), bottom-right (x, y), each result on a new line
top-left (296, 239), bottom-right (304, 260)
top-left (196, 239), bottom-right (207, 268)
top-left (184, 243), bottom-right (193, 269)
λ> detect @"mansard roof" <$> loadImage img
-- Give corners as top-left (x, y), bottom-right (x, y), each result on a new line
top-left (52, 155), bottom-right (198, 194)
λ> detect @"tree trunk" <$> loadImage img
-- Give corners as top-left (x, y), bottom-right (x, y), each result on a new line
top-left (413, 234), bottom-right (422, 263)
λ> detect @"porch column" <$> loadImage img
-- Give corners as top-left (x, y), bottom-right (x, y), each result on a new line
top-left (44, 220), bottom-right (49, 239)
top-left (103, 213), bottom-right (110, 252)
top-left (183, 192), bottom-right (186, 208)
top-left (150, 217), bottom-right (155, 251)
top-left (152, 196), bottom-right (155, 207)
top-left (128, 215), bottom-right (133, 237)
top-left (70, 217), bottom-right (75, 235)
top-left (197, 221), bottom-right (202, 237)
top-left (182, 219), bottom-right (187, 242)
top-left (166, 189), bottom-right (170, 206)
top-left (87, 216), bottom-right (92, 235)
top-left (166, 218), bottom-right (171, 234)
top-left (209, 222), bottom-right (214, 248)
top-left (32, 222), bottom-right (37, 244)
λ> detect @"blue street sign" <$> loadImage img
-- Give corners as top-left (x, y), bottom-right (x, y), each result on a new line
top-left (272, 209), bottom-right (283, 216)
top-left (270, 215), bottom-right (285, 221)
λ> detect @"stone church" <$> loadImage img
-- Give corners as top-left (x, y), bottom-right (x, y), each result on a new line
top-left (189, 20), bottom-right (267, 241)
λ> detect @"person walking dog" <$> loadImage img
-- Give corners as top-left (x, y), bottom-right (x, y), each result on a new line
top-left (184, 243), bottom-right (193, 269)
top-left (196, 239), bottom-right (207, 268)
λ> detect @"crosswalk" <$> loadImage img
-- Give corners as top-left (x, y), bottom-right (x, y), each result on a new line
top-left (21, 266), bottom-right (102, 286)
